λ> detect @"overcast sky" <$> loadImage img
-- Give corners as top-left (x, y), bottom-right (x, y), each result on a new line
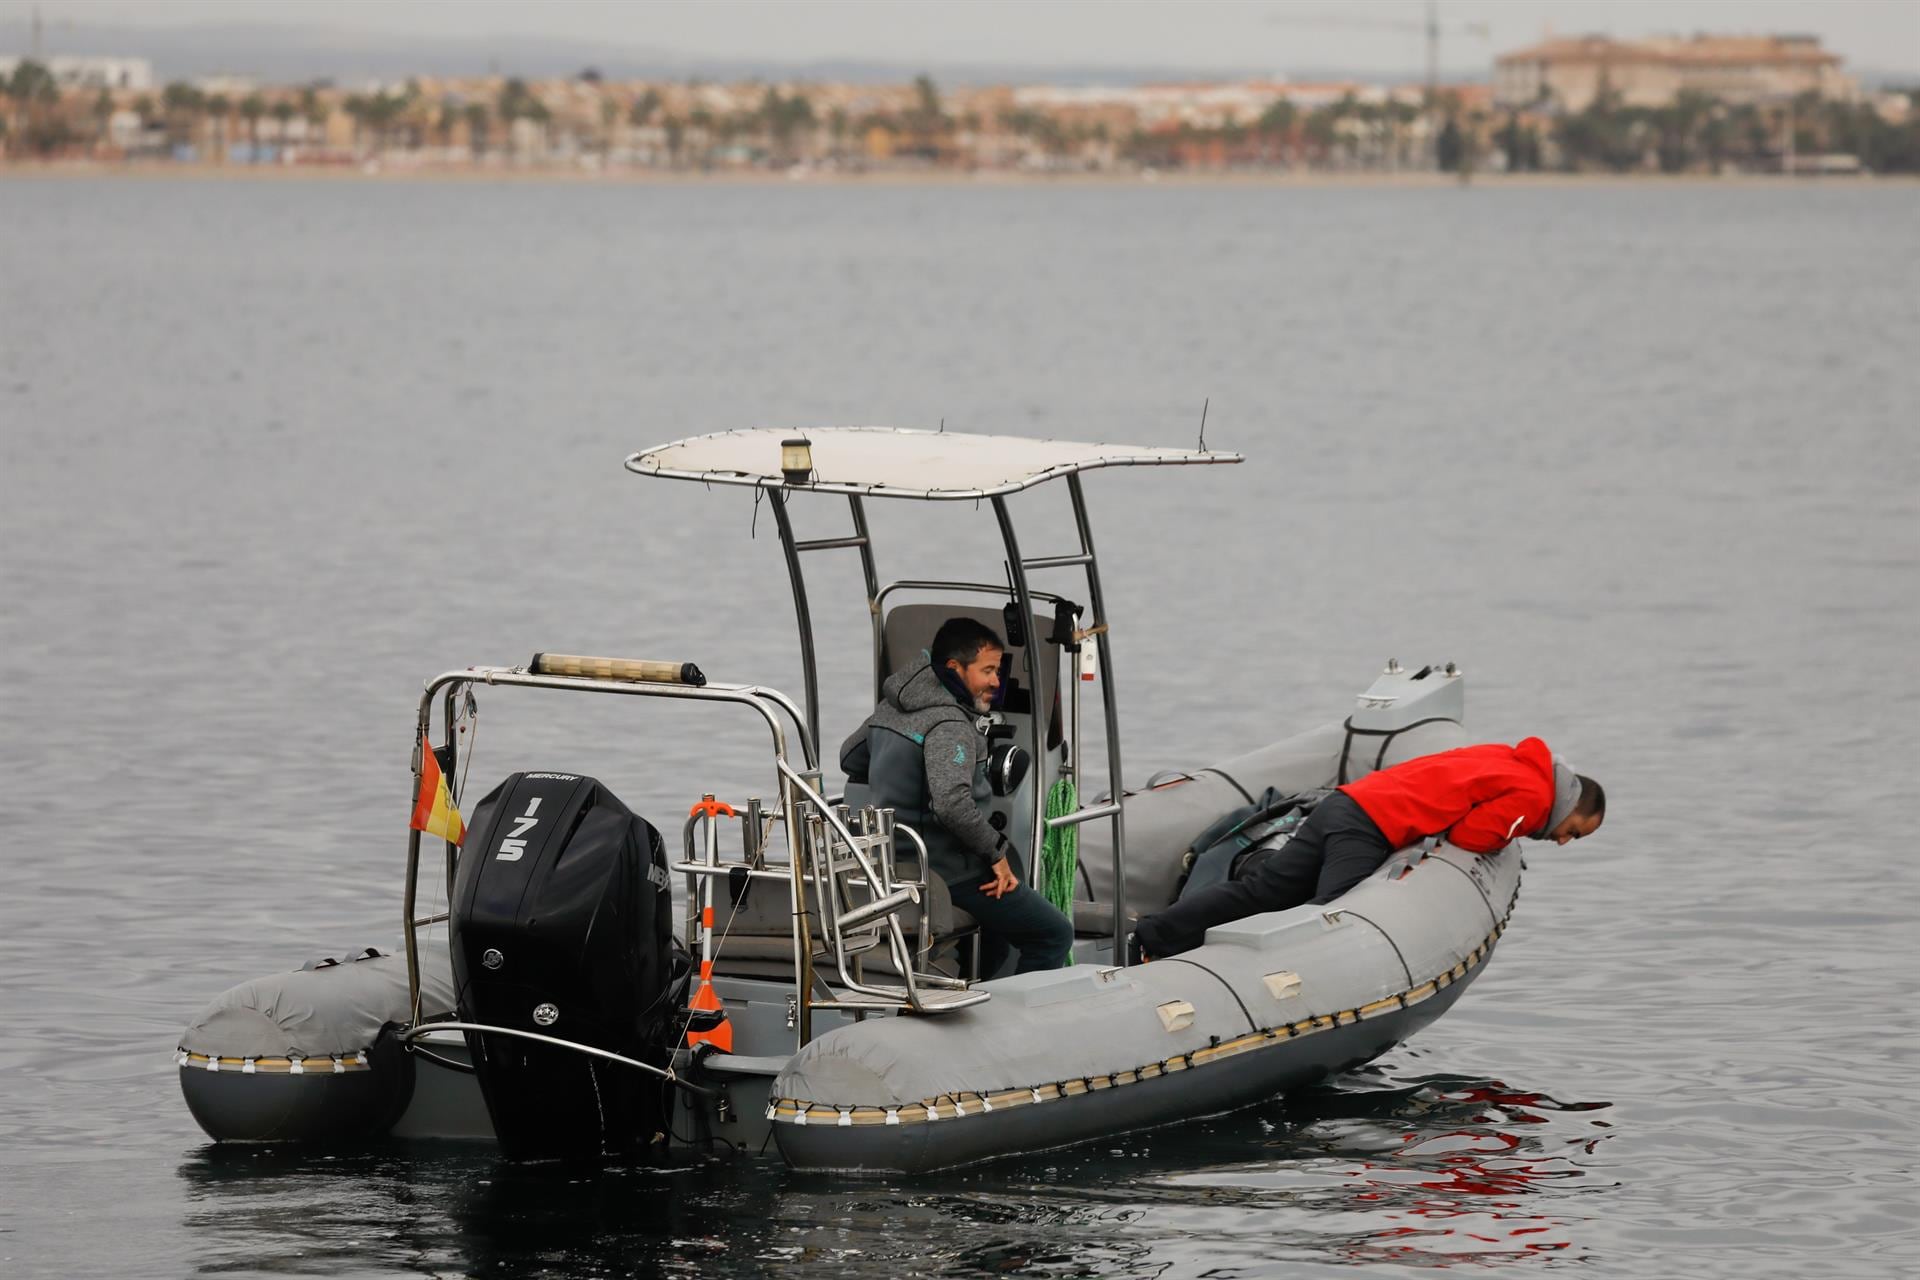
top-left (3, 0), bottom-right (1916, 76)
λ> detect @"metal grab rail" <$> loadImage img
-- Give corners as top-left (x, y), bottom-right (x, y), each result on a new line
top-left (674, 810), bottom-right (955, 986)
top-left (1045, 801), bottom-right (1122, 830)
top-left (402, 666), bottom-right (817, 1035)
top-left (871, 578), bottom-right (1076, 619)
top-left (401, 1021), bottom-right (716, 1098)
top-left (1067, 473), bottom-right (1130, 965)
top-left (776, 762), bottom-right (980, 1011)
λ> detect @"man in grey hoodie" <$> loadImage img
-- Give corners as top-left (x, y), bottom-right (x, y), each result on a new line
top-left (841, 617), bottom-right (1074, 976)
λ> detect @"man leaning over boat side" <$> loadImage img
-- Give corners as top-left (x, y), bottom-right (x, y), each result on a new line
top-left (841, 617), bottom-right (1074, 976)
top-left (1130, 739), bottom-right (1605, 961)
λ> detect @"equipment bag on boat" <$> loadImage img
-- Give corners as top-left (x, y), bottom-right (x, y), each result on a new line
top-left (1175, 787), bottom-right (1333, 903)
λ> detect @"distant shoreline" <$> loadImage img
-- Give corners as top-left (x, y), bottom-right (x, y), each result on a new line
top-left (3, 159), bottom-right (1914, 189)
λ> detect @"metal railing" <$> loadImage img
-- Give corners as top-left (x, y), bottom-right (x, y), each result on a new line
top-left (403, 658), bottom-right (985, 1059)
top-left (403, 663), bottom-right (817, 1044)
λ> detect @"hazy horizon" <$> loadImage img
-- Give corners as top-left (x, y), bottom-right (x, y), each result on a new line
top-left (3, 0), bottom-right (1917, 83)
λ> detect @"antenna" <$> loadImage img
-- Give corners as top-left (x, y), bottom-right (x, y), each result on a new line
top-left (938, 416), bottom-right (945, 434)
top-left (1197, 397), bottom-right (1210, 452)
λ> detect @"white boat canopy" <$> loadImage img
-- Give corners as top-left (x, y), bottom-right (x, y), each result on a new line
top-left (626, 426), bottom-right (1241, 500)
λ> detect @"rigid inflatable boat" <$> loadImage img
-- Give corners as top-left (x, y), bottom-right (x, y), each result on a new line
top-left (178, 428), bottom-right (1519, 1173)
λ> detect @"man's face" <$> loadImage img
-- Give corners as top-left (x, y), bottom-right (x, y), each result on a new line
top-left (947, 646), bottom-right (1003, 712)
top-left (1545, 811), bottom-right (1602, 845)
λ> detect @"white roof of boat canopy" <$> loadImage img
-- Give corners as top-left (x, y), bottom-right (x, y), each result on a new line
top-left (626, 426), bottom-right (1241, 500)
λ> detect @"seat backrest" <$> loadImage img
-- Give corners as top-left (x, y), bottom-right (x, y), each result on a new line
top-left (876, 600), bottom-right (1070, 866)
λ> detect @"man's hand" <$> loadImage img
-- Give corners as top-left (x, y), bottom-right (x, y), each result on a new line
top-left (979, 856), bottom-right (1019, 899)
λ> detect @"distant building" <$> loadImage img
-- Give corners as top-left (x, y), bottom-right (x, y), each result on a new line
top-left (1008, 80), bottom-right (1421, 133)
top-left (191, 74), bottom-right (261, 97)
top-left (0, 54), bottom-right (153, 91)
top-left (1494, 33), bottom-right (1856, 111)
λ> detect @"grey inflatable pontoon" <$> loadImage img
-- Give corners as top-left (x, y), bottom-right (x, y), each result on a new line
top-left (177, 429), bottom-right (1526, 1173)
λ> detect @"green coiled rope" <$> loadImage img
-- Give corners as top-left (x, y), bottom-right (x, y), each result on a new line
top-left (1041, 777), bottom-right (1079, 963)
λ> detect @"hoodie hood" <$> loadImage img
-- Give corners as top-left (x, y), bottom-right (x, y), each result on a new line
top-left (1543, 757), bottom-right (1583, 836)
top-left (882, 653), bottom-right (971, 715)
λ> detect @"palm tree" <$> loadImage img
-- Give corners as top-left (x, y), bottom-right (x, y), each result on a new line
top-left (1349, 100), bottom-right (1384, 168)
top-left (205, 93), bottom-right (231, 162)
top-left (1436, 114), bottom-right (1465, 171)
top-left (496, 78), bottom-right (550, 156)
top-left (160, 81), bottom-right (203, 150)
top-left (1257, 98), bottom-right (1297, 167)
top-left (497, 78), bottom-right (546, 123)
top-left (1651, 90), bottom-right (1713, 173)
top-left (270, 99), bottom-right (295, 150)
top-left (1330, 93), bottom-right (1363, 168)
top-left (436, 96), bottom-right (461, 152)
top-left (906, 73), bottom-right (944, 158)
top-left (827, 106), bottom-right (848, 164)
top-left (366, 93), bottom-right (405, 154)
top-left (687, 104), bottom-right (714, 167)
top-left (1219, 111), bottom-right (1247, 167)
top-left (463, 101), bottom-right (490, 158)
top-left (93, 88), bottom-right (114, 150)
top-left (342, 95), bottom-right (368, 150)
top-left (662, 113), bottom-right (684, 167)
top-left (300, 86), bottom-right (327, 147)
top-left (594, 95), bottom-right (616, 160)
top-left (760, 87), bottom-right (814, 164)
top-left (7, 58), bottom-right (57, 101)
top-left (5, 59), bottom-right (60, 155)
top-left (240, 93), bottom-right (267, 157)
top-left (1387, 99), bottom-right (1419, 168)
top-left (1303, 107), bottom-right (1337, 166)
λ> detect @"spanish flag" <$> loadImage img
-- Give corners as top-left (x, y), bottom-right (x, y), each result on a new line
top-left (410, 736), bottom-right (465, 845)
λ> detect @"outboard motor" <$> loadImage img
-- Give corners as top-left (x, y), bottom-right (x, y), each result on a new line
top-left (449, 771), bottom-right (675, 1160)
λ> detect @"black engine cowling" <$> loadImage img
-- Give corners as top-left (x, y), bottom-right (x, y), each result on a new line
top-left (449, 771), bottom-right (676, 1160)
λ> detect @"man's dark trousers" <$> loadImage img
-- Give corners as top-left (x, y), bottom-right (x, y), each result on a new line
top-left (944, 848), bottom-right (1075, 976)
top-left (1133, 791), bottom-right (1394, 960)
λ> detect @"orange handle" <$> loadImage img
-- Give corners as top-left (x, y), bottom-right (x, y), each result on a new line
top-left (689, 796), bottom-right (737, 819)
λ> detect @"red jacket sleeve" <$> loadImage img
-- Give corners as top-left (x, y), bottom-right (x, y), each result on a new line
top-left (1446, 789), bottom-right (1545, 854)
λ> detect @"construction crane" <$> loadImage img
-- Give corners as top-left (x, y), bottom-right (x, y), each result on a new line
top-left (1269, 1), bottom-right (1492, 103)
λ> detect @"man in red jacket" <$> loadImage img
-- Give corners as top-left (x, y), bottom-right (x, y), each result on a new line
top-left (1131, 738), bottom-right (1604, 961)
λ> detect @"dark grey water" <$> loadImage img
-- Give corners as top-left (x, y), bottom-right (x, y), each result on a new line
top-left (2, 174), bottom-right (1916, 1278)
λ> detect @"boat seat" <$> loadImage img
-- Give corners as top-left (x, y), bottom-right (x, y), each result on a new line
top-left (706, 858), bottom-right (984, 984)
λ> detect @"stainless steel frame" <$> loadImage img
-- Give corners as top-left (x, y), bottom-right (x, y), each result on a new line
top-left (765, 474), bottom-right (1137, 964)
top-left (524, 431), bottom-right (1230, 996)
top-left (403, 666), bottom-right (817, 1044)
top-left (769, 492), bottom-right (881, 758)
top-left (403, 659), bottom-right (981, 1051)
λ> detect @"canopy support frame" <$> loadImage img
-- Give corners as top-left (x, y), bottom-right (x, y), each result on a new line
top-left (769, 476), bottom-right (1133, 967)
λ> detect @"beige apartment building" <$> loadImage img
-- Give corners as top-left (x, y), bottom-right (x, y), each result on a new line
top-left (1495, 33), bottom-right (1857, 110)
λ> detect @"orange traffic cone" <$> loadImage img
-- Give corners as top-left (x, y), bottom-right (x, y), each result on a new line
top-left (685, 955), bottom-right (733, 1052)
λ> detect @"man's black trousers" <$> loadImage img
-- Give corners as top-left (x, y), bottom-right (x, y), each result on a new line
top-left (1132, 791), bottom-right (1394, 960)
